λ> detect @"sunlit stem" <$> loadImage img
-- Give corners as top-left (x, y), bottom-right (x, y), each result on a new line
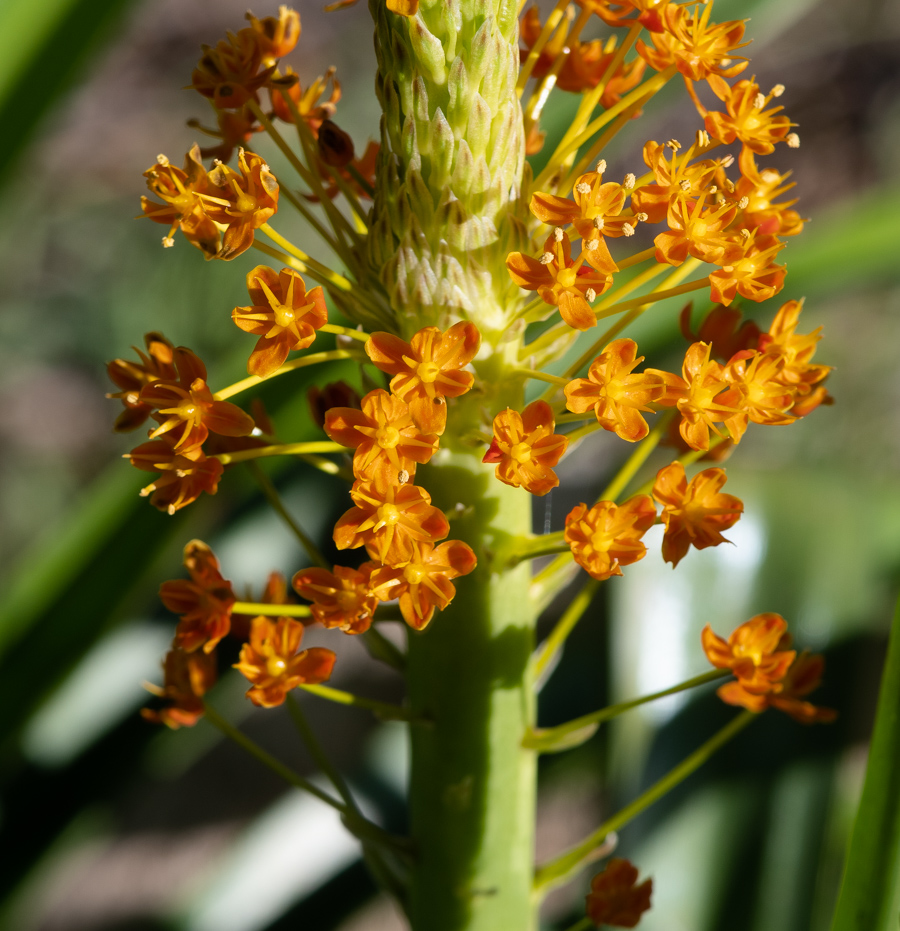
top-left (616, 246), bottom-right (657, 270)
top-left (531, 578), bottom-right (601, 686)
top-left (231, 601), bottom-right (312, 618)
top-left (286, 692), bottom-right (358, 810)
top-left (564, 420), bottom-right (604, 445)
top-left (297, 682), bottom-right (421, 723)
top-left (212, 441), bottom-right (345, 466)
top-left (252, 239), bottom-right (309, 275)
top-left (277, 183), bottom-right (340, 253)
top-left (506, 530), bottom-right (569, 566)
top-left (596, 276), bottom-right (710, 321)
top-left (510, 366), bottom-right (569, 386)
top-left (631, 434), bottom-right (729, 497)
top-left (246, 461), bottom-right (328, 568)
top-left (259, 223), bottom-right (353, 292)
top-left (203, 701), bottom-right (346, 812)
top-left (534, 65), bottom-right (677, 191)
top-left (320, 323), bottom-right (370, 341)
top-left (532, 710), bottom-right (756, 895)
top-left (214, 349), bottom-right (365, 401)
top-left (597, 412), bottom-right (672, 502)
top-left (557, 21), bottom-right (642, 157)
top-left (524, 669), bottom-right (730, 752)
top-left (556, 412), bottom-right (596, 424)
top-left (517, 0), bottom-right (569, 93)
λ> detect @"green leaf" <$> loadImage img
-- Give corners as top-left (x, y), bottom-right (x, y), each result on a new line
top-left (830, 593), bottom-right (900, 931)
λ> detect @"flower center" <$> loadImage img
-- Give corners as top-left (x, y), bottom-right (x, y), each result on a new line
top-left (417, 361), bottom-right (441, 384)
top-left (510, 441), bottom-right (533, 464)
top-left (403, 564), bottom-right (427, 584)
top-left (272, 302), bottom-right (295, 329)
top-left (266, 656), bottom-right (287, 677)
top-left (377, 425), bottom-right (401, 449)
top-left (377, 503), bottom-right (401, 526)
top-left (556, 267), bottom-right (578, 289)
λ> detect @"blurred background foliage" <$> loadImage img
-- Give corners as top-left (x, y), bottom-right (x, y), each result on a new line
top-left (0, 0), bottom-right (899, 928)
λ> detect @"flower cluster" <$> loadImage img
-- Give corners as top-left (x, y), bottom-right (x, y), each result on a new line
top-left (703, 614), bottom-right (836, 723)
top-left (296, 323), bottom-right (479, 631)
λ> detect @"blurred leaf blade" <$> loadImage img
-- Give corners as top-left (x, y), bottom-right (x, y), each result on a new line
top-left (830, 593), bottom-right (900, 931)
top-left (0, 0), bottom-right (137, 183)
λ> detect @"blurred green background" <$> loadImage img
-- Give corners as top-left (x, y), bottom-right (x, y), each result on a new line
top-left (0, 0), bottom-right (899, 928)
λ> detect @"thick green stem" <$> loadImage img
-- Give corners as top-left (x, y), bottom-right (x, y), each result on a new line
top-left (407, 446), bottom-right (538, 931)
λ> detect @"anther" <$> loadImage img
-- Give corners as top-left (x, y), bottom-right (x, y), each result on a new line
top-left (593, 216), bottom-right (605, 230)
top-left (724, 179), bottom-right (735, 193)
top-left (398, 469), bottom-right (410, 484)
top-left (596, 159), bottom-right (607, 174)
top-left (622, 223), bottom-right (635, 236)
top-left (740, 228), bottom-right (750, 239)
top-left (679, 179), bottom-right (691, 192)
top-left (540, 252), bottom-right (555, 264)
top-left (162, 236), bottom-right (175, 248)
top-left (721, 154), bottom-right (735, 168)
top-left (554, 227), bottom-right (564, 242)
top-left (720, 58), bottom-right (732, 67)
top-left (738, 196), bottom-right (749, 209)
top-left (760, 169), bottom-right (779, 183)
top-left (754, 93), bottom-right (766, 110)
top-left (623, 173), bottom-right (635, 190)
top-left (709, 185), bottom-right (718, 194)
top-left (585, 287), bottom-right (597, 302)
top-left (635, 212), bottom-right (648, 222)
top-left (586, 238), bottom-right (599, 251)
top-left (770, 84), bottom-right (785, 97)
top-left (666, 139), bottom-right (682, 151)
top-left (696, 129), bottom-right (710, 147)
top-left (575, 182), bottom-right (591, 194)
top-left (156, 154), bottom-right (169, 166)
top-left (786, 133), bottom-right (800, 148)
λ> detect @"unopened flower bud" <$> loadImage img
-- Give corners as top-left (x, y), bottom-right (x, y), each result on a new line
top-left (318, 119), bottom-right (356, 167)
top-left (786, 133), bottom-right (800, 148)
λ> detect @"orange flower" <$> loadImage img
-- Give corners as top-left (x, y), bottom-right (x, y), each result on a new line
top-left (325, 389), bottom-right (439, 483)
top-left (653, 193), bottom-right (742, 267)
top-left (708, 232), bottom-right (787, 307)
top-left (234, 615), bottom-right (336, 708)
top-left (766, 652), bottom-right (837, 723)
top-left (128, 437), bottom-right (224, 514)
top-left (241, 6), bottom-right (301, 65)
top-left (160, 540), bottom-right (236, 653)
top-left (293, 563), bottom-right (381, 633)
top-left (204, 149), bottom-right (279, 260)
top-left (586, 858), bottom-right (653, 928)
top-left (334, 480), bottom-right (450, 566)
top-left (679, 304), bottom-right (761, 363)
top-left (140, 347), bottom-right (255, 452)
top-left (140, 146), bottom-right (221, 257)
top-left (530, 170), bottom-right (631, 242)
top-left (483, 400), bottom-right (568, 496)
top-left (506, 230), bottom-right (614, 331)
top-left (704, 76), bottom-right (793, 158)
top-left (577, 0), bottom-right (669, 32)
top-left (107, 332), bottom-right (177, 432)
top-left (652, 462), bottom-right (743, 566)
top-left (371, 540), bottom-right (477, 630)
top-left (757, 299), bottom-right (831, 400)
top-left (271, 66), bottom-right (341, 132)
top-left (564, 339), bottom-right (665, 442)
top-left (702, 613), bottom-right (796, 697)
top-left (191, 30), bottom-right (278, 110)
top-left (637, 3), bottom-right (749, 81)
top-left (308, 380), bottom-right (361, 429)
top-left (647, 341), bottom-right (736, 451)
top-left (735, 166), bottom-right (804, 238)
top-left (630, 140), bottom-right (721, 224)
top-left (142, 648), bottom-right (217, 729)
top-left (565, 496), bottom-right (657, 580)
top-left (719, 349), bottom-right (796, 441)
top-left (232, 266), bottom-right (328, 376)
top-left (365, 322), bottom-right (480, 434)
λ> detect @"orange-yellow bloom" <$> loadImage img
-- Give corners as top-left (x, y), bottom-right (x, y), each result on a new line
top-left (704, 76), bottom-right (794, 158)
top-left (191, 30), bottom-right (281, 111)
top-left (107, 332), bottom-right (177, 432)
top-left (365, 322), bottom-right (480, 435)
top-left (271, 66), bottom-right (341, 132)
top-left (142, 648), bottom-right (217, 729)
top-left (757, 299), bottom-right (831, 406)
top-left (630, 140), bottom-right (721, 224)
top-left (637, 2), bottom-right (749, 81)
top-left (293, 563), bottom-right (381, 633)
top-left (325, 389), bottom-right (439, 483)
top-left (204, 149), bottom-right (279, 260)
top-left (719, 349), bottom-right (796, 441)
top-left (576, 0), bottom-right (669, 32)
top-left (702, 613), bottom-right (796, 697)
top-left (531, 170), bottom-right (631, 242)
top-left (586, 858), bottom-right (653, 928)
top-left (735, 165), bottom-right (804, 238)
top-left (708, 232), bottom-right (787, 307)
top-left (334, 480), bottom-right (450, 566)
top-left (654, 194), bottom-right (741, 267)
top-left (565, 496), bottom-right (657, 580)
top-left (241, 6), bottom-right (301, 65)
top-left (764, 651), bottom-right (837, 723)
top-left (234, 615), bottom-right (336, 708)
top-left (160, 540), bottom-right (236, 653)
top-left (506, 230), bottom-right (614, 331)
top-left (564, 339), bottom-right (665, 442)
top-left (679, 304), bottom-right (761, 363)
top-left (647, 341), bottom-right (736, 451)
top-left (128, 437), bottom-right (224, 514)
top-left (140, 146), bottom-right (221, 257)
top-left (140, 347), bottom-right (255, 452)
top-left (652, 462), bottom-right (743, 566)
top-left (483, 400), bottom-right (568, 496)
top-left (233, 266), bottom-right (328, 376)
top-left (371, 540), bottom-right (477, 630)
